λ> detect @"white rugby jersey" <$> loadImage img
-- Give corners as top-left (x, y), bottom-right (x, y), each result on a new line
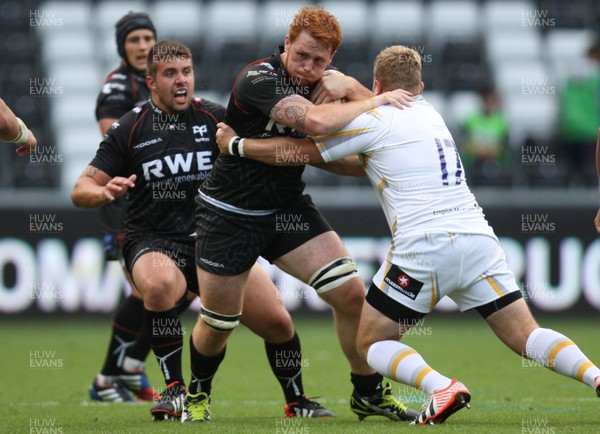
top-left (314, 96), bottom-right (497, 240)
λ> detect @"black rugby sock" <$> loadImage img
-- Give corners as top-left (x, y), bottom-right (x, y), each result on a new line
top-left (146, 308), bottom-right (184, 384)
top-left (100, 295), bottom-right (145, 376)
top-left (265, 332), bottom-right (305, 403)
top-left (351, 372), bottom-right (385, 397)
top-left (188, 336), bottom-right (226, 396)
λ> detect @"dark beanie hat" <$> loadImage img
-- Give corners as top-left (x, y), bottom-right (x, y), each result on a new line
top-left (115, 11), bottom-right (156, 60)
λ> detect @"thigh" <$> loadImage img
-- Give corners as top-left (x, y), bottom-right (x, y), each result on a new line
top-left (195, 201), bottom-right (269, 275)
top-left (450, 234), bottom-right (521, 312)
top-left (196, 265), bottom-right (250, 316)
top-left (263, 195), bottom-right (334, 273)
top-left (274, 231), bottom-right (351, 283)
top-left (485, 298), bottom-right (539, 354)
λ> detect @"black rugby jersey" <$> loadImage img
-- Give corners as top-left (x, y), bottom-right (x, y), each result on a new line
top-left (95, 64), bottom-right (150, 121)
top-left (199, 48), bottom-right (316, 213)
top-left (90, 98), bottom-right (224, 239)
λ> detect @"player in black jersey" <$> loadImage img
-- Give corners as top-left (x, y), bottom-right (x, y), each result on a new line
top-left (89, 12), bottom-right (159, 403)
top-left (73, 40), bottom-right (333, 421)
top-left (187, 6), bottom-right (418, 423)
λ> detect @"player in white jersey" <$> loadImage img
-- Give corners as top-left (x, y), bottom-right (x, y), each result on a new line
top-left (216, 45), bottom-right (600, 425)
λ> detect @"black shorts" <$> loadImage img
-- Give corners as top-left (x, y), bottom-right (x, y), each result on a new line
top-left (195, 194), bottom-right (333, 275)
top-left (123, 235), bottom-right (199, 294)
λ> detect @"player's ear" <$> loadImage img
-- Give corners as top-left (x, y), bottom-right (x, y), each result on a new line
top-left (420, 81), bottom-right (425, 94)
top-left (373, 79), bottom-right (384, 95)
top-left (146, 75), bottom-right (156, 91)
top-left (284, 34), bottom-right (291, 51)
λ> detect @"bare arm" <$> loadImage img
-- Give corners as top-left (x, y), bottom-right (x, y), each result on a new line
top-left (216, 122), bottom-right (365, 176)
top-left (0, 98), bottom-right (37, 156)
top-left (270, 89), bottom-right (412, 136)
top-left (71, 165), bottom-right (136, 208)
top-left (311, 155), bottom-right (366, 177)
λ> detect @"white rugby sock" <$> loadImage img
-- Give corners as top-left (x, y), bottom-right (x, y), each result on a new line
top-left (367, 340), bottom-right (452, 394)
top-left (526, 328), bottom-right (600, 388)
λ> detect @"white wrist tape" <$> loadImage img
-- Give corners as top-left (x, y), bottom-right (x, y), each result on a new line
top-left (10, 117), bottom-right (29, 144)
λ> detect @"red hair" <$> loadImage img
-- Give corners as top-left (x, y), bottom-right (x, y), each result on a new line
top-left (288, 6), bottom-right (342, 54)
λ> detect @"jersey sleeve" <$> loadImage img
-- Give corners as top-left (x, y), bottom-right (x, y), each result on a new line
top-left (88, 120), bottom-right (130, 177)
top-left (313, 110), bottom-right (382, 162)
top-left (232, 66), bottom-right (285, 117)
top-left (95, 79), bottom-right (134, 121)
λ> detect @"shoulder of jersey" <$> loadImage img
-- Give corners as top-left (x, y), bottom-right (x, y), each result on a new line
top-left (101, 69), bottom-right (131, 95)
top-left (244, 60), bottom-right (278, 78)
top-left (192, 97), bottom-right (224, 111)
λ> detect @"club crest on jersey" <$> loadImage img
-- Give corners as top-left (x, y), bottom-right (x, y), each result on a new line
top-left (193, 124), bottom-right (210, 142)
top-left (383, 265), bottom-right (423, 300)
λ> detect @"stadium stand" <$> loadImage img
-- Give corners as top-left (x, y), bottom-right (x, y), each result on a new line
top-left (1, 0), bottom-right (594, 193)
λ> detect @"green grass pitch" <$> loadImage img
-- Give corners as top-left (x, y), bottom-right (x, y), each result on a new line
top-left (2, 313), bottom-right (599, 433)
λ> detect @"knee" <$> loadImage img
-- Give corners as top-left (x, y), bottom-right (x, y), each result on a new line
top-left (324, 279), bottom-right (365, 315)
top-left (138, 277), bottom-right (179, 310)
top-left (262, 312), bottom-right (295, 343)
top-left (242, 308), bottom-right (295, 343)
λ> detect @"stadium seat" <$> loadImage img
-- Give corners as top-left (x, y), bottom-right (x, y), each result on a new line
top-left (202, 1), bottom-right (259, 92)
top-left (149, 1), bottom-right (202, 42)
top-left (94, 1), bottom-right (147, 35)
top-left (37, 1), bottom-right (92, 31)
top-left (257, 1), bottom-right (307, 53)
top-left (427, 0), bottom-right (481, 47)
top-left (98, 30), bottom-right (121, 71)
top-left (486, 29), bottom-right (543, 65)
top-left (536, 0), bottom-right (595, 29)
top-left (503, 94), bottom-right (558, 145)
top-left (41, 31), bottom-right (96, 66)
top-left (0, 0), bottom-right (30, 31)
top-left (422, 91), bottom-right (447, 119)
top-left (320, 1), bottom-right (371, 85)
top-left (46, 61), bottom-right (102, 95)
top-left (445, 91), bottom-right (482, 134)
top-left (441, 40), bottom-right (487, 92)
top-left (482, 0), bottom-right (537, 31)
top-left (545, 29), bottom-right (597, 83)
top-left (322, 0), bottom-right (369, 46)
top-left (50, 95), bottom-right (98, 137)
top-left (0, 31), bottom-right (37, 63)
top-left (370, 0), bottom-right (425, 49)
top-left (493, 60), bottom-right (551, 95)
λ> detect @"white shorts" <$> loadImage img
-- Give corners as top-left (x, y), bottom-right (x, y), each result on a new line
top-left (371, 232), bottom-right (520, 314)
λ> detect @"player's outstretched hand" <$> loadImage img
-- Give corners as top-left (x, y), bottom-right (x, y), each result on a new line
top-left (15, 129), bottom-right (37, 156)
top-left (374, 89), bottom-right (414, 110)
top-left (103, 174), bottom-right (136, 203)
top-left (216, 122), bottom-right (239, 155)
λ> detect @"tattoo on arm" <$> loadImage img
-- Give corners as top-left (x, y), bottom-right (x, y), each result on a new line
top-left (271, 95), bottom-right (310, 130)
top-left (84, 166), bottom-right (98, 178)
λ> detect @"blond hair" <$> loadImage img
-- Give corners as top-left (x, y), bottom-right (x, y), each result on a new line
top-left (374, 45), bottom-right (422, 94)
